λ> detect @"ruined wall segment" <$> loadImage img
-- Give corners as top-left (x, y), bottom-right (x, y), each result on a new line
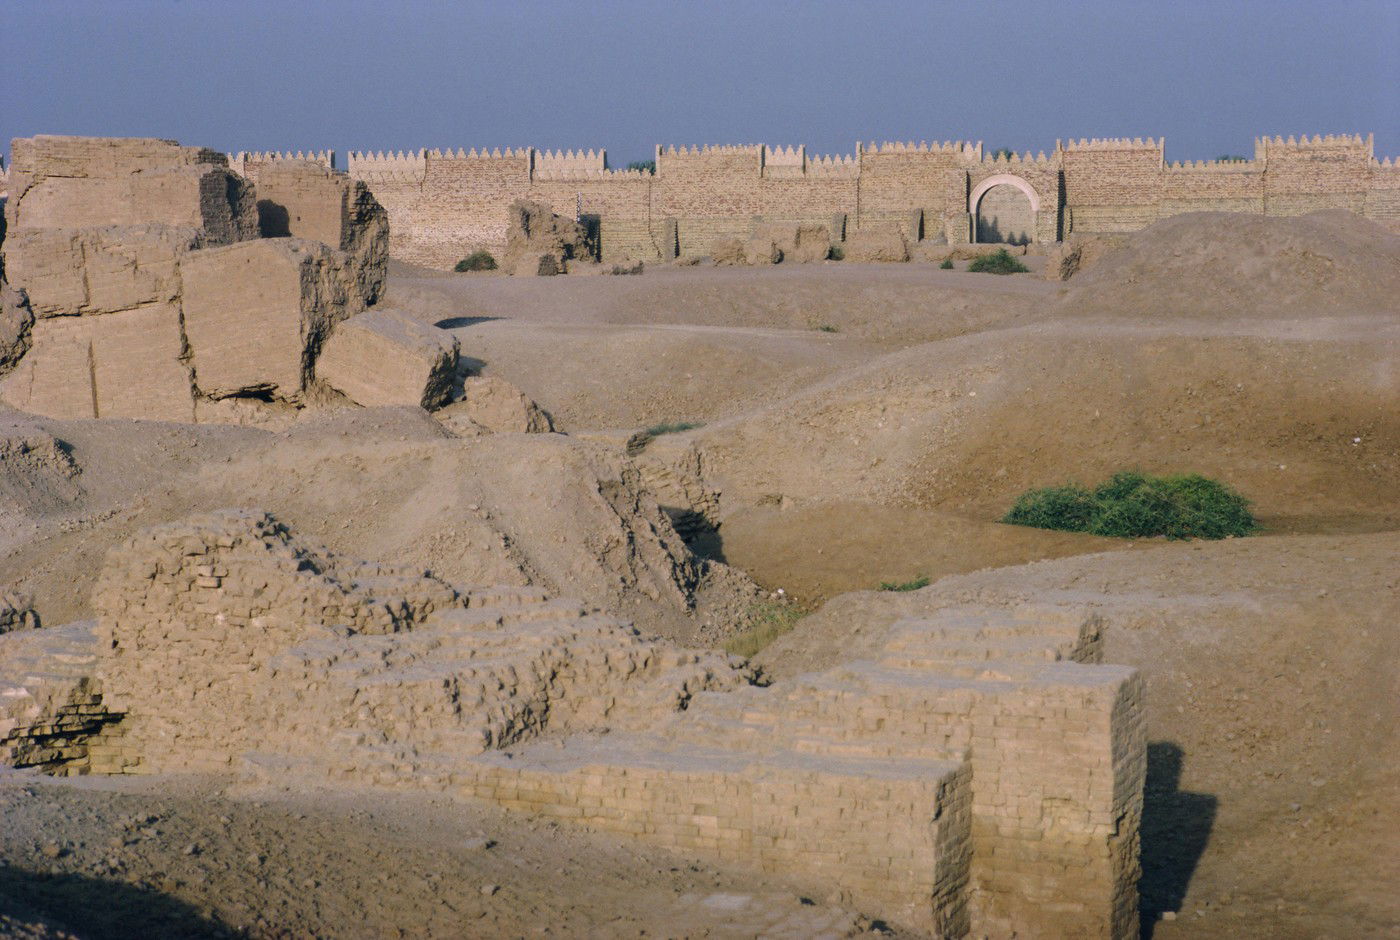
top-left (6, 136), bottom-right (256, 245)
top-left (3, 508), bottom-right (1149, 937)
top-left (0, 136), bottom-right (388, 422)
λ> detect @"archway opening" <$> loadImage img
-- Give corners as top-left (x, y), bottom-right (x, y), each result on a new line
top-left (975, 184), bottom-right (1034, 244)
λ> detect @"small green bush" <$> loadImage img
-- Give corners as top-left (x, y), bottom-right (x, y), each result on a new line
top-left (939, 258), bottom-right (955, 270)
top-left (454, 250), bottom-right (497, 272)
top-left (626, 160), bottom-right (656, 174)
top-left (1003, 471), bottom-right (1256, 540)
top-left (643, 420), bottom-right (702, 438)
top-left (967, 249), bottom-right (1028, 275)
top-left (725, 600), bottom-right (805, 659)
top-left (828, 245), bottom-right (845, 261)
top-left (878, 575), bottom-right (931, 592)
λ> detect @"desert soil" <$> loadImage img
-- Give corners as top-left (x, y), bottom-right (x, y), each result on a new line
top-left (3, 211), bottom-right (1397, 937)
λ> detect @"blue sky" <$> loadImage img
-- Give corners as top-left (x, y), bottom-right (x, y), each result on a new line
top-left (3, 0), bottom-right (1397, 167)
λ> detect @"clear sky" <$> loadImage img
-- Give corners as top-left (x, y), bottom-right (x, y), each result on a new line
top-left (3, 0), bottom-right (1397, 168)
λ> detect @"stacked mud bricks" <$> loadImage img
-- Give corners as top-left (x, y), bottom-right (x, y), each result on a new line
top-left (0, 136), bottom-right (388, 421)
top-left (330, 132), bottom-right (1400, 268)
top-left (2, 510), bottom-right (1147, 937)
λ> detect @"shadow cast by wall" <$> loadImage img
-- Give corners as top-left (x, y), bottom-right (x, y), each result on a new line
top-left (0, 866), bottom-right (235, 938)
top-left (1139, 741), bottom-right (1218, 938)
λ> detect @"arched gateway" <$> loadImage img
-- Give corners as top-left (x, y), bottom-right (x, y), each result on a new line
top-left (970, 173), bottom-right (1038, 244)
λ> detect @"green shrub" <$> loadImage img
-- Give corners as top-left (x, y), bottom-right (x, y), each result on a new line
top-left (967, 249), bottom-right (1028, 275)
top-left (626, 160), bottom-right (656, 174)
top-left (642, 420), bottom-right (702, 438)
top-left (828, 245), bottom-right (845, 261)
top-left (724, 600), bottom-right (805, 659)
top-left (939, 258), bottom-right (955, 270)
top-left (1003, 471), bottom-right (1256, 540)
top-left (454, 250), bottom-right (497, 272)
top-left (878, 575), bottom-right (931, 592)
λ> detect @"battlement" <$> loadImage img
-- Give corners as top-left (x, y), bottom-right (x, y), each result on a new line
top-left (535, 148), bottom-right (606, 174)
top-left (1062, 137), bottom-right (1164, 151)
top-left (658, 143), bottom-right (763, 156)
top-left (763, 144), bottom-right (805, 166)
top-left (981, 149), bottom-right (1054, 167)
top-left (806, 152), bottom-right (859, 178)
top-left (346, 149), bottom-right (427, 182)
top-left (861, 139), bottom-right (979, 157)
top-left (424, 146), bottom-right (529, 161)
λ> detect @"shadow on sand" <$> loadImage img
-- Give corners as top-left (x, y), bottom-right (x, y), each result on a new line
top-left (1139, 741), bottom-right (1218, 937)
top-left (0, 866), bottom-right (236, 938)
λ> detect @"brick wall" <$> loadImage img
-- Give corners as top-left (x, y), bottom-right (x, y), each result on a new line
top-left (324, 131), bottom-right (1400, 269)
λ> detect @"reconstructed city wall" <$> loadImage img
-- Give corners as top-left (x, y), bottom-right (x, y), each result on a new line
top-left (251, 132), bottom-right (1398, 269)
top-left (2, 510), bottom-right (1147, 937)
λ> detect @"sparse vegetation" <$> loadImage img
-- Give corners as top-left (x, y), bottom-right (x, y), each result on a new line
top-left (808, 319), bottom-right (839, 333)
top-left (878, 575), bottom-right (930, 592)
top-left (454, 250), bottom-right (497, 272)
top-left (642, 420), bottom-right (703, 438)
top-left (1215, 154), bottom-right (1249, 163)
top-left (626, 160), bottom-right (656, 174)
top-left (1003, 471), bottom-right (1256, 539)
top-left (967, 249), bottom-right (1028, 275)
top-left (991, 147), bottom-right (1014, 160)
top-left (828, 245), bottom-right (845, 261)
top-left (939, 258), bottom-right (955, 270)
top-left (724, 599), bottom-right (806, 659)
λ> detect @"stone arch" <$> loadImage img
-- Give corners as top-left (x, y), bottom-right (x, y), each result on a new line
top-left (970, 174), bottom-right (1039, 244)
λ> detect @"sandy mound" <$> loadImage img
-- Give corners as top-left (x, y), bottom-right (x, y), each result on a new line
top-left (1057, 210), bottom-right (1400, 319)
top-left (758, 531), bottom-right (1400, 937)
top-left (696, 319), bottom-right (1400, 528)
top-left (0, 408), bottom-right (758, 643)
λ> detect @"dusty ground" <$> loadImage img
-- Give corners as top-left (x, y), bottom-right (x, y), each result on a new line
top-left (3, 211), bottom-right (1398, 937)
top-left (0, 772), bottom-right (880, 939)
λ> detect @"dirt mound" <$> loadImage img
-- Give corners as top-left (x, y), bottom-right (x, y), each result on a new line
top-left (696, 319), bottom-right (1400, 529)
top-left (1058, 210), bottom-right (1400, 319)
top-left (0, 409), bottom-right (759, 643)
top-left (0, 419), bottom-right (82, 536)
top-left (758, 531), bottom-right (1400, 936)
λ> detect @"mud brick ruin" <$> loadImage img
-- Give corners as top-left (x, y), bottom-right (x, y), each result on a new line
top-left (0, 136), bottom-right (465, 424)
top-left (299, 132), bottom-right (1400, 267)
top-left (1, 511), bottom-right (1145, 937)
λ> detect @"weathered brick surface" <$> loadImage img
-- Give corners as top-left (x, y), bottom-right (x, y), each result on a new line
top-left (2, 511), bottom-right (1148, 936)
top-left (6, 136), bottom-right (255, 245)
top-left (180, 238), bottom-right (363, 401)
top-left (1, 136), bottom-right (388, 423)
top-left (317, 308), bottom-right (459, 409)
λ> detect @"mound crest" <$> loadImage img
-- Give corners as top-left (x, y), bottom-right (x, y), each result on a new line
top-left (1057, 210), bottom-right (1400, 318)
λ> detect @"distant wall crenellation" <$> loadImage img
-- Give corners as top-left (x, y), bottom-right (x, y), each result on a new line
top-left (228, 131), bottom-right (1398, 268)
